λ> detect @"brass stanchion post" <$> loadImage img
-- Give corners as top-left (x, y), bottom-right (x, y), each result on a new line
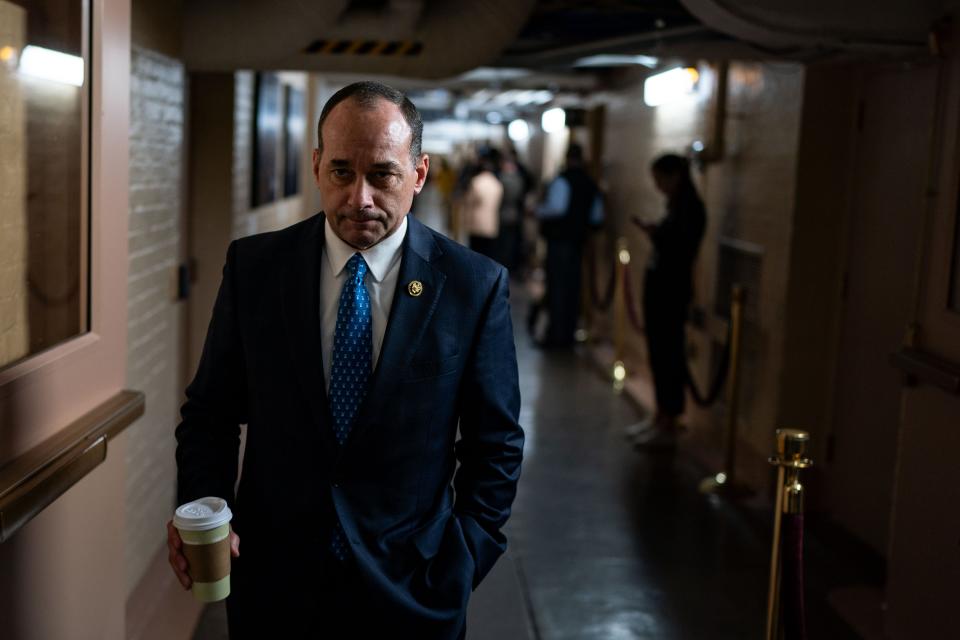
top-left (578, 248), bottom-right (592, 343)
top-left (765, 429), bottom-right (812, 640)
top-left (700, 284), bottom-right (746, 493)
top-left (612, 238), bottom-right (629, 388)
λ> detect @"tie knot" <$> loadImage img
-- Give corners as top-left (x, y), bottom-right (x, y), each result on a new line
top-left (347, 253), bottom-right (368, 280)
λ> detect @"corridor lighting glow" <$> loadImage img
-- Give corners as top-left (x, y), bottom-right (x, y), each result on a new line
top-left (643, 67), bottom-right (699, 107)
top-left (19, 45), bottom-right (84, 86)
top-left (574, 54), bottom-right (659, 68)
top-left (613, 361), bottom-right (626, 382)
top-left (508, 119), bottom-right (529, 142)
top-left (541, 107), bottom-right (565, 133)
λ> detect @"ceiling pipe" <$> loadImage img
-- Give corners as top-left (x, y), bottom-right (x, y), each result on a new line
top-left (497, 24), bottom-right (715, 67)
top-left (680, 0), bottom-right (929, 56)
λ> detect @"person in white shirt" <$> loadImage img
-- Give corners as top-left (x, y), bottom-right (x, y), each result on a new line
top-left (462, 148), bottom-right (504, 260)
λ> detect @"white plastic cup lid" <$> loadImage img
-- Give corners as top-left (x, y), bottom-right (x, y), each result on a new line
top-left (173, 497), bottom-right (233, 531)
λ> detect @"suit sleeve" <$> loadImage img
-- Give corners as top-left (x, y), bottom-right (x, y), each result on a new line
top-left (175, 241), bottom-right (248, 508)
top-left (454, 266), bottom-right (524, 587)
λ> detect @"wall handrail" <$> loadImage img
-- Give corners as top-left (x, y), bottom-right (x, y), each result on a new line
top-left (0, 390), bottom-right (145, 543)
top-left (890, 346), bottom-right (960, 394)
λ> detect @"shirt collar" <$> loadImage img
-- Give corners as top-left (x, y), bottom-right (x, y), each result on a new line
top-left (323, 214), bottom-right (408, 282)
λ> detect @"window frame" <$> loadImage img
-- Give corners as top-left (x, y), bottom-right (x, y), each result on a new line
top-left (0, 0), bottom-right (130, 459)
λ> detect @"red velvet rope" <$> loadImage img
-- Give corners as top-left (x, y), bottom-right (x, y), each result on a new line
top-left (621, 267), bottom-right (646, 334)
top-left (620, 261), bottom-right (732, 408)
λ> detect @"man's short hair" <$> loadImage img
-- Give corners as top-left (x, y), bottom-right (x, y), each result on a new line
top-left (565, 142), bottom-right (584, 164)
top-left (317, 81), bottom-right (424, 165)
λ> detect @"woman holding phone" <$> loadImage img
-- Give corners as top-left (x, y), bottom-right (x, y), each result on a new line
top-left (631, 154), bottom-right (706, 450)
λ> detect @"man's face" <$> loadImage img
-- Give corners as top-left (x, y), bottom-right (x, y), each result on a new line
top-left (313, 98), bottom-right (429, 250)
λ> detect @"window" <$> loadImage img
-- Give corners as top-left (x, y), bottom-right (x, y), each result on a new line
top-left (0, 0), bottom-right (89, 370)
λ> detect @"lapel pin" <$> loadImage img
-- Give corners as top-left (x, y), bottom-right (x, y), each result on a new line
top-left (407, 280), bottom-right (423, 297)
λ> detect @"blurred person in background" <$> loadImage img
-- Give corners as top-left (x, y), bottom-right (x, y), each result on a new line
top-left (534, 143), bottom-right (604, 348)
top-left (463, 147), bottom-right (504, 261)
top-left (497, 146), bottom-right (533, 275)
top-left (630, 153), bottom-right (706, 450)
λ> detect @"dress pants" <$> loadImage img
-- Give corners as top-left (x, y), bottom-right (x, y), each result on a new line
top-left (226, 549), bottom-right (468, 639)
top-left (544, 238), bottom-right (582, 346)
top-left (642, 270), bottom-right (691, 417)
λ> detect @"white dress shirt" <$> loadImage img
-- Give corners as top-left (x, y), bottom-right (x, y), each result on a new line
top-left (321, 215), bottom-right (407, 391)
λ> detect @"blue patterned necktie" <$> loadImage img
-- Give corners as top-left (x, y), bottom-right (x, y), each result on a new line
top-left (328, 252), bottom-right (371, 560)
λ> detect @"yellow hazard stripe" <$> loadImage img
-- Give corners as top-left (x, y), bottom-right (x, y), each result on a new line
top-left (368, 41), bottom-right (389, 56)
top-left (306, 40), bottom-right (422, 56)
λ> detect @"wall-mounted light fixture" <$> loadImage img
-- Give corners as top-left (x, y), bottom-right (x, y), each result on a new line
top-left (643, 67), bottom-right (698, 107)
top-left (19, 45), bottom-right (84, 86)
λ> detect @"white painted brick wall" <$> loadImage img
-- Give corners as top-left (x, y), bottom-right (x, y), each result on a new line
top-left (125, 46), bottom-right (185, 595)
top-left (232, 71), bottom-right (308, 239)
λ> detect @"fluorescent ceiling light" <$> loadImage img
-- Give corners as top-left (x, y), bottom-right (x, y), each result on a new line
top-left (541, 107), bottom-right (566, 133)
top-left (508, 119), bottom-right (530, 142)
top-left (643, 67), bottom-right (699, 107)
top-left (531, 90), bottom-right (554, 105)
top-left (457, 67), bottom-right (532, 82)
top-left (19, 45), bottom-right (84, 86)
top-left (574, 54), bottom-right (659, 68)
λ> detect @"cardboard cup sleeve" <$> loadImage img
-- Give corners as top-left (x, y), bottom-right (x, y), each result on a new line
top-left (182, 536), bottom-right (231, 583)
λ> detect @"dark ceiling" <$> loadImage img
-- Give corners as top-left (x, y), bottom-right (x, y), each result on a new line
top-left (494, 0), bottom-right (732, 69)
top-left (502, 0), bottom-right (700, 56)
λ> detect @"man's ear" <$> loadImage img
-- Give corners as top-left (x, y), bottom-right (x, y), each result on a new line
top-left (312, 148), bottom-right (322, 187)
top-left (413, 154), bottom-right (430, 194)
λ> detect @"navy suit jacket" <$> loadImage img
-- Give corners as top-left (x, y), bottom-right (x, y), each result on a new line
top-left (176, 213), bottom-right (524, 637)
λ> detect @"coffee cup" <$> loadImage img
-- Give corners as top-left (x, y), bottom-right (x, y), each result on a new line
top-left (173, 497), bottom-right (233, 602)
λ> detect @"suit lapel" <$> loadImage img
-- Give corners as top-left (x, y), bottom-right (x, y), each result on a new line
top-left (346, 216), bottom-right (446, 448)
top-left (281, 214), bottom-right (340, 458)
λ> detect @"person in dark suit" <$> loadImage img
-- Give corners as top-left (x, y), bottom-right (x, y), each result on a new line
top-left (534, 143), bottom-right (604, 347)
top-left (166, 81), bottom-right (524, 639)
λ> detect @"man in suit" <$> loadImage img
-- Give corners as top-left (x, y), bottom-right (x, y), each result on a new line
top-left (534, 143), bottom-right (604, 347)
top-left (167, 81), bottom-right (524, 638)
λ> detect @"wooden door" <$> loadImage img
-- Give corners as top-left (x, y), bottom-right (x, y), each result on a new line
top-left (826, 63), bottom-right (937, 555)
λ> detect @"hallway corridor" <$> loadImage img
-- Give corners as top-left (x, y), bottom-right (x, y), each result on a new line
top-left (495, 291), bottom-right (770, 639)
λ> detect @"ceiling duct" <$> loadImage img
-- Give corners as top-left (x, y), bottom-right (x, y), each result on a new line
top-left (334, 0), bottom-right (425, 40)
top-left (679, 0), bottom-right (949, 56)
top-left (182, 0), bottom-right (538, 79)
